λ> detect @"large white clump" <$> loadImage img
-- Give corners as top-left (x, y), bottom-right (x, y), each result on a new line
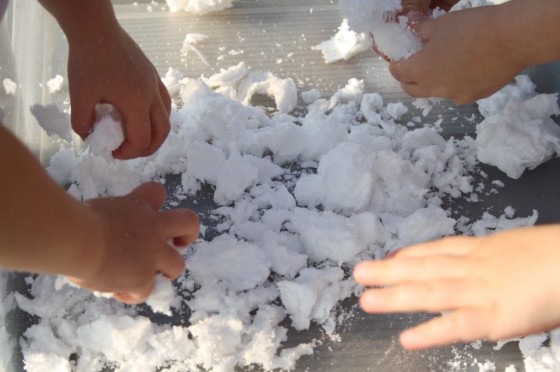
top-left (476, 75), bottom-right (560, 179)
top-left (338, 0), bottom-right (422, 60)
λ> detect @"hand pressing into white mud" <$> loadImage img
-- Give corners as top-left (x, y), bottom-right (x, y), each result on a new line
top-left (354, 225), bottom-right (560, 350)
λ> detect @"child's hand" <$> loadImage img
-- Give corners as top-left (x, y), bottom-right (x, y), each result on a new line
top-left (69, 182), bottom-right (199, 304)
top-left (67, 25), bottom-right (172, 160)
top-left (389, 4), bottom-right (525, 103)
top-left (354, 225), bottom-right (560, 350)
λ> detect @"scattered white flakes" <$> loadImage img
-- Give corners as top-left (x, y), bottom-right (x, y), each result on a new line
top-left (476, 76), bottom-right (560, 179)
top-left (30, 103), bottom-right (72, 142)
top-left (311, 19), bottom-right (371, 64)
top-left (181, 33), bottom-right (211, 66)
top-left (386, 101), bottom-right (409, 121)
top-left (15, 65), bottom-right (553, 372)
top-left (203, 61), bottom-right (247, 88)
top-left (3, 78), bottom-right (17, 95)
top-left (301, 88), bottom-right (321, 104)
top-left (412, 97), bottom-right (442, 117)
top-left (339, 0), bottom-right (422, 60)
top-left (477, 360), bottom-right (496, 372)
top-left (470, 210), bottom-right (538, 237)
top-left (237, 71), bottom-right (298, 113)
top-left (166, 0), bottom-right (238, 14)
top-left (145, 274), bottom-right (174, 315)
top-left (46, 74), bottom-right (65, 94)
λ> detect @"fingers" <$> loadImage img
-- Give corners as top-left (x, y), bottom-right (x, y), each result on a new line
top-left (391, 236), bottom-right (476, 259)
top-left (113, 110), bottom-right (152, 160)
top-left (157, 245), bottom-right (186, 280)
top-left (160, 209), bottom-right (200, 244)
top-left (399, 309), bottom-right (488, 350)
top-left (128, 182), bottom-right (167, 211)
top-left (359, 279), bottom-right (473, 314)
top-left (143, 98), bottom-right (171, 157)
top-left (354, 255), bottom-right (470, 287)
top-left (70, 91), bottom-right (98, 140)
top-left (114, 279), bottom-right (155, 305)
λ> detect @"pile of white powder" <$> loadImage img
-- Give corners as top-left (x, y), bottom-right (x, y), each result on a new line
top-left (3, 0), bottom-right (560, 371)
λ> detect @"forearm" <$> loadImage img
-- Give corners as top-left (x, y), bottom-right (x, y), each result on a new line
top-left (37, 0), bottom-right (120, 44)
top-left (0, 125), bottom-right (103, 278)
top-left (497, 0), bottom-right (560, 68)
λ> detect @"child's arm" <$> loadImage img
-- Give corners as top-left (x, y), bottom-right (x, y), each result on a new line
top-left (354, 225), bottom-right (560, 350)
top-left (37, 0), bottom-right (172, 160)
top-left (0, 125), bottom-right (199, 303)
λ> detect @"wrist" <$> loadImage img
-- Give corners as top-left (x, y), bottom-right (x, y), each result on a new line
top-left (39, 0), bottom-right (121, 46)
top-left (62, 200), bottom-right (108, 282)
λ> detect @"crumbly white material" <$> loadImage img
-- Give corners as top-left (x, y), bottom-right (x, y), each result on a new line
top-left (47, 74), bottom-right (65, 94)
top-left (9, 55), bottom-right (560, 372)
top-left (476, 76), bottom-right (560, 179)
top-left (3, 78), bottom-right (17, 95)
top-left (311, 19), bottom-right (372, 64)
top-left (30, 103), bottom-right (73, 142)
top-left (166, 0), bottom-right (238, 14)
top-left (181, 33), bottom-right (210, 66)
top-left (338, 0), bottom-right (422, 60)
top-left (338, 0), bottom-right (493, 61)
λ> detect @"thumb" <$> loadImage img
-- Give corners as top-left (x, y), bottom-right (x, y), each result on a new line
top-left (70, 95), bottom-right (97, 140)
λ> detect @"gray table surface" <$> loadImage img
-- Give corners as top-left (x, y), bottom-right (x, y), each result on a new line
top-left (3, 0), bottom-right (560, 370)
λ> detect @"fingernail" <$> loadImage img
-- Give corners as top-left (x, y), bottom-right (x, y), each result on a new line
top-left (353, 262), bottom-right (368, 281)
top-left (361, 291), bottom-right (380, 308)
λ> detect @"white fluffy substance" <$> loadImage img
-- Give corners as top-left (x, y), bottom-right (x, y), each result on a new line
top-left (338, 0), bottom-right (494, 61)
top-left (312, 19), bottom-right (372, 64)
top-left (30, 103), bottom-right (73, 142)
top-left (3, 78), bottom-right (17, 95)
top-left (47, 74), bottom-right (65, 94)
top-left (84, 113), bottom-right (125, 159)
top-left (181, 33), bottom-right (210, 66)
top-left (14, 66), bottom-right (556, 372)
top-left (166, 0), bottom-right (238, 14)
top-left (338, 0), bottom-right (422, 60)
top-left (476, 76), bottom-right (560, 179)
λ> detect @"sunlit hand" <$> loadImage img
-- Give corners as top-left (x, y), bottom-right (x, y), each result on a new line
top-left (354, 225), bottom-right (560, 350)
top-left (69, 183), bottom-right (199, 304)
top-left (67, 25), bottom-right (172, 160)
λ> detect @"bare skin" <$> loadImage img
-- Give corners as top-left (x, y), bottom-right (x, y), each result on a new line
top-left (355, 226), bottom-right (560, 350)
top-left (0, 1), bottom-right (199, 304)
top-left (0, 125), bottom-right (199, 304)
top-left (38, 0), bottom-right (172, 159)
top-left (381, 0), bottom-right (560, 103)
top-left (357, 0), bottom-right (560, 350)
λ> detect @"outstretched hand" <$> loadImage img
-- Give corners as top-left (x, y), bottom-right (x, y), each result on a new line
top-left (69, 183), bottom-right (199, 304)
top-left (354, 225), bottom-right (560, 350)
